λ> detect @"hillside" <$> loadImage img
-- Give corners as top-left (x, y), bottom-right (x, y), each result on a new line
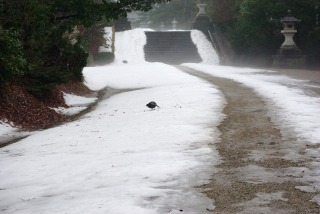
top-left (0, 80), bottom-right (92, 131)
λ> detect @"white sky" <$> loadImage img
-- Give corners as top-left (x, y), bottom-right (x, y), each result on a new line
top-left (0, 29), bottom-right (319, 213)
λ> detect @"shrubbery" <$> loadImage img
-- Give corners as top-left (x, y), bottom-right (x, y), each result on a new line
top-left (0, 28), bottom-right (26, 87)
top-left (228, 0), bottom-right (320, 67)
top-left (0, 0), bottom-right (169, 98)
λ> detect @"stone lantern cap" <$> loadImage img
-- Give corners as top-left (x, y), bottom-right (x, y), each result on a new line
top-left (281, 10), bottom-right (301, 23)
top-left (171, 18), bottom-right (178, 24)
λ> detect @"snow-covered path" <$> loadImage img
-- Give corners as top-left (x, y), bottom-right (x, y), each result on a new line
top-left (0, 64), bottom-right (225, 214)
top-left (1, 29), bottom-right (320, 213)
top-left (179, 65), bottom-right (320, 213)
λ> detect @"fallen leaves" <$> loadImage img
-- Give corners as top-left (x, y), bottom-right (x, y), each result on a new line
top-left (0, 80), bottom-right (92, 131)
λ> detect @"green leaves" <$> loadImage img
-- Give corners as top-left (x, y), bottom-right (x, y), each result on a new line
top-left (0, 28), bottom-right (26, 86)
top-left (231, 0), bottom-right (279, 53)
top-left (229, 0), bottom-right (320, 66)
top-left (0, 0), bottom-right (169, 95)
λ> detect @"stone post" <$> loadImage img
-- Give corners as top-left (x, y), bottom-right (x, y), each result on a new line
top-left (160, 22), bottom-right (165, 31)
top-left (279, 10), bottom-right (300, 53)
top-left (192, 3), bottom-right (213, 35)
top-left (197, 3), bottom-right (207, 16)
top-left (272, 10), bottom-right (306, 68)
top-left (171, 18), bottom-right (178, 30)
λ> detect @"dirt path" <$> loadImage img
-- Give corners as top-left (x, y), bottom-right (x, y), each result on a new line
top-left (178, 66), bottom-right (320, 213)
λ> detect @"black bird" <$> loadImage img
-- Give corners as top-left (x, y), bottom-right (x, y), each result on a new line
top-left (146, 101), bottom-right (160, 110)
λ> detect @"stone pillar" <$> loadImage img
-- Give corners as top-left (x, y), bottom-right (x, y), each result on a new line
top-left (192, 3), bottom-right (214, 36)
top-left (171, 18), bottom-right (178, 30)
top-left (197, 3), bottom-right (207, 16)
top-left (281, 23), bottom-right (298, 48)
top-left (160, 22), bottom-right (165, 31)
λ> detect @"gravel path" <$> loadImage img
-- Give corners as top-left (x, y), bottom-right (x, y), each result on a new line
top-left (178, 66), bottom-right (320, 213)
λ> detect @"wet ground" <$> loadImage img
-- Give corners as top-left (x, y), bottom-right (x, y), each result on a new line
top-left (179, 66), bottom-right (320, 213)
top-left (266, 68), bottom-right (320, 97)
top-left (270, 68), bottom-right (320, 85)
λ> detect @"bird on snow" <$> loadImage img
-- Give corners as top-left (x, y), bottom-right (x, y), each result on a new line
top-left (146, 101), bottom-right (160, 110)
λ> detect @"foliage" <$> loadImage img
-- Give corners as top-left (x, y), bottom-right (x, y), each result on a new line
top-left (0, 28), bottom-right (26, 86)
top-left (305, 26), bottom-right (320, 65)
top-left (79, 24), bottom-right (108, 54)
top-left (206, 0), bottom-right (236, 26)
top-left (139, 0), bottom-right (196, 30)
top-left (230, 1), bottom-right (283, 55)
top-left (0, 0), bottom-right (169, 97)
top-left (228, 0), bottom-right (320, 66)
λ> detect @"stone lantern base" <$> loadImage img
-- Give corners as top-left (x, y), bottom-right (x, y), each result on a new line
top-left (272, 10), bottom-right (306, 69)
top-left (272, 49), bottom-right (306, 68)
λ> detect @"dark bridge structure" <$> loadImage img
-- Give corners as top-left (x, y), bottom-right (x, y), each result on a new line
top-left (144, 31), bottom-right (202, 64)
top-left (116, 3), bottom-right (231, 65)
top-left (142, 3), bottom-right (231, 65)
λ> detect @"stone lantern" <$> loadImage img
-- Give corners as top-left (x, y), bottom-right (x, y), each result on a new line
top-left (192, 2), bottom-right (212, 34)
top-left (272, 10), bottom-right (306, 68)
top-left (171, 18), bottom-right (178, 30)
top-left (197, 3), bottom-right (207, 16)
top-left (160, 22), bottom-right (165, 31)
top-left (279, 10), bottom-right (301, 54)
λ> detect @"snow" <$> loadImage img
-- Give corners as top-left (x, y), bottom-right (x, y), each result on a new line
top-left (112, 28), bottom-right (218, 65)
top-left (113, 28), bottom-right (151, 64)
top-left (1, 93), bottom-right (97, 141)
top-left (63, 92), bottom-right (97, 107)
top-left (51, 93), bottom-right (97, 116)
top-left (190, 30), bottom-right (219, 64)
top-left (183, 63), bottom-right (320, 206)
top-left (0, 64), bottom-right (225, 213)
top-left (182, 64), bottom-right (320, 145)
top-left (0, 122), bottom-right (18, 143)
top-left (0, 29), bottom-right (225, 213)
top-left (99, 27), bottom-right (113, 53)
top-left (1, 26), bottom-right (320, 212)
top-left (0, 122), bottom-right (17, 136)
top-left (0, 77), bottom-right (224, 213)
